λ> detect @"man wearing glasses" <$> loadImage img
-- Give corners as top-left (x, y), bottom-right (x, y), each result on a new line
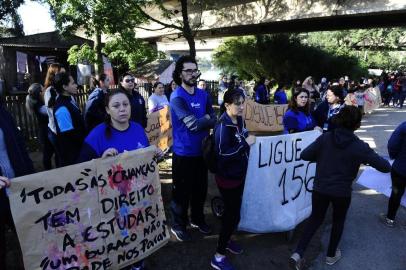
top-left (169, 56), bottom-right (217, 241)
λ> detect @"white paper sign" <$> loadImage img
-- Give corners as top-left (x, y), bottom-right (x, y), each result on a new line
top-left (239, 130), bottom-right (321, 233)
top-left (357, 164), bottom-right (406, 207)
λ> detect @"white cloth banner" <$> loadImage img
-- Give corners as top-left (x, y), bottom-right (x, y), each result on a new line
top-left (357, 165), bottom-right (406, 207)
top-left (239, 130), bottom-right (321, 233)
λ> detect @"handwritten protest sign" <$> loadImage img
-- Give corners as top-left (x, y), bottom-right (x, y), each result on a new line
top-left (243, 99), bottom-right (288, 132)
top-left (239, 130), bottom-right (321, 232)
top-left (145, 106), bottom-right (172, 151)
top-left (9, 146), bottom-right (169, 270)
top-left (363, 87), bottom-right (381, 113)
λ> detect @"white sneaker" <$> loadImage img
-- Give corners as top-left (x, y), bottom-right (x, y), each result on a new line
top-left (326, 249), bottom-right (341, 265)
top-left (289, 252), bottom-right (305, 270)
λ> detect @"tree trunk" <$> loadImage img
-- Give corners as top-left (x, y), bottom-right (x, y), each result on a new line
top-left (94, 31), bottom-right (103, 75)
top-left (180, 0), bottom-right (196, 58)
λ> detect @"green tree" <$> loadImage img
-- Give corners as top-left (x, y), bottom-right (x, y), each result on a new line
top-left (213, 34), bottom-right (366, 82)
top-left (0, 0), bottom-right (25, 37)
top-left (44, 0), bottom-right (157, 73)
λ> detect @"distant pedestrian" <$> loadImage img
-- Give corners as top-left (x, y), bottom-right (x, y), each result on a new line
top-left (254, 77), bottom-right (270, 104)
top-left (290, 106), bottom-right (391, 270)
top-left (148, 82), bottom-right (169, 113)
top-left (165, 80), bottom-right (177, 101)
top-left (119, 73), bottom-right (148, 128)
top-left (380, 121), bottom-right (406, 227)
top-left (83, 74), bottom-right (111, 133)
top-left (273, 82), bottom-right (288, 105)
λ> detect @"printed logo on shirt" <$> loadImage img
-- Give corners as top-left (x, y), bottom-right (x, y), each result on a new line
top-left (190, 102), bottom-right (201, 109)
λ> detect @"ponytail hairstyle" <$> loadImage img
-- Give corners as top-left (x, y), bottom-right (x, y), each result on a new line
top-left (220, 88), bottom-right (245, 116)
top-left (26, 83), bottom-right (43, 115)
top-left (47, 72), bottom-right (71, 108)
top-left (103, 88), bottom-right (131, 138)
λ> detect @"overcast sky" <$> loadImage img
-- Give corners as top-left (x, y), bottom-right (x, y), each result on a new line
top-left (18, 0), bottom-right (55, 35)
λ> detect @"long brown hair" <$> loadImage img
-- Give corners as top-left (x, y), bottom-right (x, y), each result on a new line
top-left (44, 63), bottom-right (62, 89)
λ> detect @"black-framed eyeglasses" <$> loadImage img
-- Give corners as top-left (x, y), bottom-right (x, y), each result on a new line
top-left (182, 69), bottom-right (200, 74)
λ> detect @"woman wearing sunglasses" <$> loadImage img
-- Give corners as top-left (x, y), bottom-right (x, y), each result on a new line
top-left (119, 73), bottom-right (147, 128)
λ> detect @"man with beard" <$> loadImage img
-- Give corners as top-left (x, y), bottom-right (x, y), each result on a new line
top-left (169, 56), bottom-right (217, 241)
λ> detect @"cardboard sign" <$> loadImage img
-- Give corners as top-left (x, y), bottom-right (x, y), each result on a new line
top-left (239, 130), bottom-right (321, 233)
top-left (9, 146), bottom-right (169, 270)
top-left (243, 99), bottom-right (288, 132)
top-left (145, 106), bottom-right (173, 150)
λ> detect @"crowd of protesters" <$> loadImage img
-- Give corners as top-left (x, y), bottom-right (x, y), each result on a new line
top-left (0, 56), bottom-right (405, 270)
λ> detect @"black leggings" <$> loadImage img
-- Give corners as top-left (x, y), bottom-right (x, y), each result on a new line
top-left (387, 169), bottom-right (406, 220)
top-left (295, 191), bottom-right (351, 257)
top-left (216, 184), bottom-right (244, 255)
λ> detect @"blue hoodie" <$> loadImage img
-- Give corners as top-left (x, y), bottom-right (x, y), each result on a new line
top-left (388, 121), bottom-right (406, 177)
top-left (214, 113), bottom-right (250, 180)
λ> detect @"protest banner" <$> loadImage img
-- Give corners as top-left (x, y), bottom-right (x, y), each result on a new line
top-left (239, 130), bottom-right (321, 233)
top-left (9, 146), bottom-right (169, 270)
top-left (145, 106), bottom-right (172, 150)
top-left (357, 164), bottom-right (405, 207)
top-left (344, 93), bottom-right (358, 106)
top-left (243, 99), bottom-right (288, 132)
top-left (363, 87), bottom-right (381, 113)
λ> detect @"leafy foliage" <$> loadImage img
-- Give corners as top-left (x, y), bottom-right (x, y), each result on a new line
top-left (0, 0), bottom-right (25, 37)
top-left (213, 34), bottom-right (366, 82)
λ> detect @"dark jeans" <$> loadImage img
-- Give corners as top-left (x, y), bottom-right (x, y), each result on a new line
top-left (399, 92), bottom-right (406, 108)
top-left (216, 183), bottom-right (244, 255)
top-left (387, 169), bottom-right (406, 220)
top-left (170, 154), bottom-right (208, 230)
top-left (295, 191), bottom-right (351, 257)
top-left (47, 128), bottom-right (60, 168)
top-left (39, 127), bottom-right (54, 170)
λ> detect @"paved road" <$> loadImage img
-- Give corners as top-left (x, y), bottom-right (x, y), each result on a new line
top-left (309, 107), bottom-right (406, 270)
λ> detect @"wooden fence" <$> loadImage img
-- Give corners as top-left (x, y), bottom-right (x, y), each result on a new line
top-left (4, 81), bottom-right (219, 148)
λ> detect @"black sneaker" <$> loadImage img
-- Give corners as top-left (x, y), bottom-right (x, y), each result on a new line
top-left (190, 222), bottom-right (212, 234)
top-left (170, 227), bottom-right (192, 241)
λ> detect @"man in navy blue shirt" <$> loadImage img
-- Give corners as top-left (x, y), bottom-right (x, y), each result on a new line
top-left (169, 56), bottom-right (217, 241)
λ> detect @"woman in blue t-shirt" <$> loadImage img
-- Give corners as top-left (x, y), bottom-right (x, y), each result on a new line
top-left (283, 88), bottom-right (317, 134)
top-left (78, 89), bottom-right (150, 270)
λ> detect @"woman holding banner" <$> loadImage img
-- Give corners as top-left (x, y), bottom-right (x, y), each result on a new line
top-left (283, 88), bottom-right (317, 134)
top-left (211, 89), bottom-right (256, 270)
top-left (78, 88), bottom-right (161, 270)
top-left (290, 106), bottom-right (391, 270)
top-left (0, 102), bottom-right (35, 270)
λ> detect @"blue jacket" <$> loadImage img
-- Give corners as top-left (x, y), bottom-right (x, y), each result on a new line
top-left (273, 89), bottom-right (288, 104)
top-left (283, 109), bottom-right (316, 134)
top-left (84, 88), bottom-right (107, 133)
top-left (302, 128), bottom-right (391, 197)
top-left (0, 104), bottom-right (34, 215)
top-left (255, 84), bottom-right (269, 104)
top-left (215, 113), bottom-right (250, 180)
top-left (388, 121), bottom-right (406, 177)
